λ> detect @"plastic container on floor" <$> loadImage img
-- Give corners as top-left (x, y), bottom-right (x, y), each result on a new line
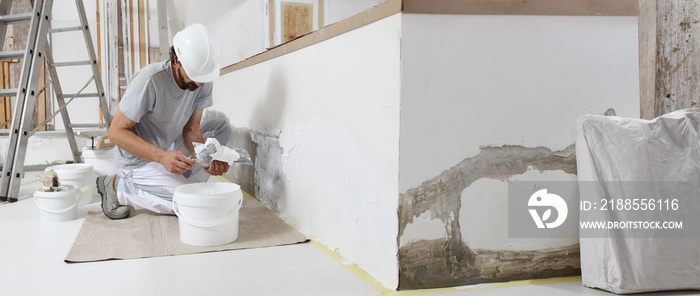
top-left (82, 146), bottom-right (118, 176)
top-left (34, 185), bottom-right (81, 222)
top-left (45, 164), bottom-right (95, 206)
top-left (173, 182), bottom-right (243, 247)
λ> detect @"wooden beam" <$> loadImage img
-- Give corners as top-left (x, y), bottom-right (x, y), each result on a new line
top-left (1, 61), bottom-right (8, 127)
top-left (655, 0), bottom-right (700, 116)
top-left (138, 0), bottom-right (146, 68)
top-left (402, 0), bottom-right (639, 16)
top-left (129, 0), bottom-right (135, 71)
top-left (268, 0), bottom-right (275, 47)
top-left (318, 0), bottom-right (324, 28)
top-left (639, 0), bottom-right (657, 119)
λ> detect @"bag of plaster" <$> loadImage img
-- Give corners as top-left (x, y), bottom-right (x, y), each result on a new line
top-left (575, 108), bottom-right (700, 294)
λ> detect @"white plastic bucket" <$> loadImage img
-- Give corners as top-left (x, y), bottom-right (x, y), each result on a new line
top-left (82, 146), bottom-right (117, 176)
top-left (173, 183), bottom-right (243, 247)
top-left (34, 185), bottom-right (80, 222)
top-left (45, 164), bottom-right (94, 206)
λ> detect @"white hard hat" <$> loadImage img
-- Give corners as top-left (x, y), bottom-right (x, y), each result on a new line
top-left (172, 23), bottom-right (221, 83)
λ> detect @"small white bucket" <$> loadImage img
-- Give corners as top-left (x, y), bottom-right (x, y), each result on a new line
top-left (45, 164), bottom-right (95, 206)
top-left (34, 185), bottom-right (81, 222)
top-left (82, 146), bottom-right (118, 176)
top-left (173, 183), bottom-right (243, 247)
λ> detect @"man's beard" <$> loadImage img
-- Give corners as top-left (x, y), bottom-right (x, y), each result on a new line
top-left (179, 68), bottom-right (199, 91)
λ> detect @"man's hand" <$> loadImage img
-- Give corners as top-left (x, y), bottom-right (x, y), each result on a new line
top-left (158, 151), bottom-right (195, 175)
top-left (204, 160), bottom-right (229, 176)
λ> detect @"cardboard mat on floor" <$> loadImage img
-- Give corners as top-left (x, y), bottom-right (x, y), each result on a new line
top-left (65, 197), bottom-right (308, 263)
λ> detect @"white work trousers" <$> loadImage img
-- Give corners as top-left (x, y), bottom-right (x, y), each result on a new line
top-left (116, 119), bottom-right (230, 214)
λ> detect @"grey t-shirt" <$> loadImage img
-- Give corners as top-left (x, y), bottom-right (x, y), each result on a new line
top-left (115, 60), bottom-right (213, 170)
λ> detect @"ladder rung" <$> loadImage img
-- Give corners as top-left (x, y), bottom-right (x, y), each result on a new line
top-left (48, 26), bottom-right (84, 33)
top-left (59, 93), bottom-right (99, 98)
top-left (0, 13), bottom-right (33, 24)
top-left (51, 60), bottom-right (93, 67)
top-left (23, 165), bottom-right (52, 172)
top-left (0, 88), bottom-right (18, 97)
top-left (68, 123), bottom-right (108, 128)
top-left (0, 50), bottom-right (24, 60)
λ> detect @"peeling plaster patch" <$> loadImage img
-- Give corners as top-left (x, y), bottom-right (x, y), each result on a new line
top-left (398, 144), bottom-right (578, 289)
top-left (400, 210), bottom-right (446, 248)
top-left (461, 170), bottom-right (578, 252)
top-left (399, 239), bottom-right (580, 290)
top-left (252, 131), bottom-right (286, 211)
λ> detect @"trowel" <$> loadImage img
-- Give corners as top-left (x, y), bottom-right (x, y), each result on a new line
top-left (192, 138), bottom-right (253, 167)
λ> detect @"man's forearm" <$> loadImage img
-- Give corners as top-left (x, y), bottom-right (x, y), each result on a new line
top-left (183, 128), bottom-right (204, 159)
top-left (109, 127), bottom-right (165, 163)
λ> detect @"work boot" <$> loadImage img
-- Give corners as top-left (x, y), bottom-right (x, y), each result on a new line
top-left (96, 175), bottom-right (130, 220)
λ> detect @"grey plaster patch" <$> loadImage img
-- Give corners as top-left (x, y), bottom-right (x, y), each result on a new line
top-left (398, 144), bottom-right (578, 289)
top-left (252, 131), bottom-right (286, 211)
top-left (225, 126), bottom-right (257, 195)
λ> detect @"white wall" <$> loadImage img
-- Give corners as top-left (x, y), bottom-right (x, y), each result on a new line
top-left (324, 0), bottom-right (386, 26)
top-left (399, 14), bottom-right (640, 250)
top-left (212, 14), bottom-right (402, 288)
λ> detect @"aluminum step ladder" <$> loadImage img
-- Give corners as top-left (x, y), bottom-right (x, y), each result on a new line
top-left (0, 0), bottom-right (111, 202)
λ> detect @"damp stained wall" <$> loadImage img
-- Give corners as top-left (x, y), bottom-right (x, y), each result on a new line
top-left (398, 14), bottom-right (640, 289)
top-left (211, 13), bottom-right (402, 289)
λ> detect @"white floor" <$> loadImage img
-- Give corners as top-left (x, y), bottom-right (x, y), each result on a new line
top-left (1, 171), bottom-right (698, 296)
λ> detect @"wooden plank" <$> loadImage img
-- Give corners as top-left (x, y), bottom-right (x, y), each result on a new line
top-left (402, 0), bottom-right (639, 16)
top-left (96, 0), bottom-right (101, 72)
top-left (318, 0), bottom-right (324, 28)
top-left (269, 0), bottom-right (275, 47)
top-left (138, 0), bottom-right (147, 68)
top-left (282, 2), bottom-right (312, 43)
top-left (96, 0), bottom-right (104, 124)
top-left (0, 60), bottom-right (7, 127)
top-left (639, 0), bottom-right (657, 120)
top-left (36, 58), bottom-right (45, 131)
top-left (129, 0), bottom-right (135, 71)
top-left (655, 0), bottom-right (700, 116)
top-left (4, 61), bottom-right (10, 125)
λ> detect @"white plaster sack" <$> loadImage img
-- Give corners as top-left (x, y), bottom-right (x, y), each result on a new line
top-left (193, 138), bottom-right (253, 166)
top-left (576, 109), bottom-right (700, 294)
